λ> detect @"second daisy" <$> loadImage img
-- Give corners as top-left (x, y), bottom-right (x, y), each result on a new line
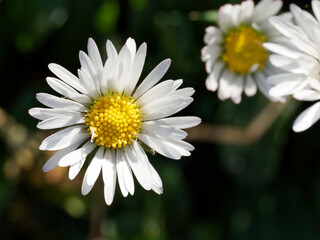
top-left (201, 0), bottom-right (288, 103)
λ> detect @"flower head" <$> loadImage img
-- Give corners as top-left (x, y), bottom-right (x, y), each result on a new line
top-left (29, 38), bottom-right (200, 205)
top-left (266, 1), bottom-right (320, 132)
top-left (201, 0), bottom-right (288, 103)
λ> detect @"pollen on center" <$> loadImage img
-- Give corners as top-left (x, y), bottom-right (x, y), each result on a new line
top-left (222, 25), bottom-right (268, 75)
top-left (85, 93), bottom-right (142, 149)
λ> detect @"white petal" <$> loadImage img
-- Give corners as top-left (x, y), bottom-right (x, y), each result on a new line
top-left (42, 142), bottom-right (82, 172)
top-left (244, 75), bottom-right (257, 97)
top-left (203, 26), bottom-right (222, 45)
top-left (169, 138), bottom-right (194, 152)
top-left (239, 0), bottom-right (254, 23)
top-left (309, 77), bottom-right (320, 91)
top-left (68, 159), bottom-right (86, 180)
top-left (267, 73), bottom-right (297, 85)
top-left (125, 43), bottom-right (147, 95)
top-left (124, 143), bottom-right (152, 191)
top-left (290, 4), bottom-right (320, 47)
top-left (206, 61), bottom-right (224, 92)
top-left (144, 129), bottom-right (194, 157)
top-left (103, 185), bottom-right (114, 206)
top-left (202, 42), bottom-right (222, 60)
top-left (141, 90), bottom-right (191, 112)
top-left (138, 133), bottom-right (182, 159)
top-left (29, 108), bottom-right (80, 121)
top-left (269, 16), bottom-right (319, 57)
top-left (113, 43), bottom-right (132, 93)
top-left (142, 121), bottom-right (187, 139)
top-left (58, 141), bottom-right (96, 166)
top-left (268, 54), bottom-right (303, 73)
top-left (122, 161), bottom-right (135, 195)
top-left (293, 101), bottom-right (320, 132)
top-left (142, 96), bottom-right (193, 121)
top-left (133, 59), bottom-right (171, 99)
top-left (36, 93), bottom-right (87, 112)
top-left (151, 129), bottom-right (194, 153)
top-left (132, 141), bottom-right (162, 193)
top-left (217, 70), bottom-right (233, 100)
top-left (102, 150), bottom-right (117, 205)
top-left (116, 150), bottom-right (134, 197)
top-left (135, 80), bottom-right (176, 106)
top-left (269, 15), bottom-right (306, 39)
top-left (174, 87), bottom-right (195, 98)
top-left (79, 50), bottom-right (97, 78)
top-left (151, 116), bottom-right (201, 129)
top-left (100, 40), bottom-right (119, 93)
top-left (269, 74), bottom-right (308, 97)
top-left (219, 4), bottom-right (234, 32)
top-left (312, 0), bottom-right (320, 23)
top-left (79, 51), bottom-right (100, 93)
top-left (78, 67), bottom-right (100, 98)
top-left (278, 11), bottom-right (293, 22)
top-left (252, 0), bottom-right (282, 22)
top-left (230, 75), bottom-right (244, 104)
top-left (48, 63), bottom-right (85, 93)
top-left (296, 54), bottom-right (319, 75)
top-left (263, 62), bottom-right (280, 77)
top-left (100, 57), bottom-right (113, 93)
top-left (263, 43), bottom-right (301, 59)
top-left (172, 79), bottom-right (183, 89)
top-left (87, 38), bottom-right (103, 74)
top-left (291, 34), bottom-right (319, 58)
top-left (229, 4), bottom-right (241, 27)
top-left (256, 71), bottom-right (285, 101)
top-left (37, 115), bottom-right (85, 130)
top-left (293, 89), bottom-right (320, 101)
top-left (249, 64), bottom-right (259, 74)
top-left (106, 40), bottom-right (118, 59)
top-left (149, 164), bottom-right (163, 194)
top-left (202, 45), bottom-right (222, 73)
top-left (81, 146), bottom-right (104, 195)
top-left (270, 36), bottom-right (296, 46)
top-left (205, 72), bottom-right (218, 92)
top-left (39, 125), bottom-right (88, 151)
top-left (46, 77), bottom-right (92, 105)
top-left (125, 37), bottom-right (137, 60)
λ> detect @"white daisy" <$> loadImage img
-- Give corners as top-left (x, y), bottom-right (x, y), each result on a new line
top-left (201, 0), bottom-right (289, 104)
top-left (29, 38), bottom-right (201, 205)
top-left (266, 1), bottom-right (320, 132)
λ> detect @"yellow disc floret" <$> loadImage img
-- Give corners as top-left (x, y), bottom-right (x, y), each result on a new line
top-left (222, 25), bottom-right (268, 75)
top-left (85, 93), bottom-right (142, 149)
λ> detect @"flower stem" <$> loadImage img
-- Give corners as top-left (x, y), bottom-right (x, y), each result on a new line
top-left (88, 177), bottom-right (106, 240)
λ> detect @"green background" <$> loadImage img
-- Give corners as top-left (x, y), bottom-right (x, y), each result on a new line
top-left (0, 0), bottom-right (319, 239)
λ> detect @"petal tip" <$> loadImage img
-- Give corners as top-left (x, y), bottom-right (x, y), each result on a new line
top-left (292, 125), bottom-right (304, 133)
top-left (39, 145), bottom-right (46, 151)
top-left (28, 108), bottom-right (34, 116)
top-left (42, 165), bottom-right (51, 173)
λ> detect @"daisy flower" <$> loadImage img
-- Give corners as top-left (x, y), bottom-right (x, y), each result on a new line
top-left (29, 38), bottom-right (200, 205)
top-left (201, 0), bottom-right (289, 103)
top-left (266, 1), bottom-right (320, 132)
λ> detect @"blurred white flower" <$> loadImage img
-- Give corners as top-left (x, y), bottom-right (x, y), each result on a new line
top-left (29, 38), bottom-right (200, 205)
top-left (266, 1), bottom-right (320, 132)
top-left (201, 0), bottom-right (289, 103)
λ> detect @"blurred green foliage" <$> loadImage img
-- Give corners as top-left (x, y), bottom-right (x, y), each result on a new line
top-left (0, 0), bottom-right (319, 239)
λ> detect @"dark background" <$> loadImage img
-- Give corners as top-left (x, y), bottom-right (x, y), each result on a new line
top-left (0, 0), bottom-right (318, 239)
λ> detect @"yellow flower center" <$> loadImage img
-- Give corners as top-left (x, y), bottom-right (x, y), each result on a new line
top-left (85, 93), bottom-right (142, 149)
top-left (222, 25), bottom-right (268, 75)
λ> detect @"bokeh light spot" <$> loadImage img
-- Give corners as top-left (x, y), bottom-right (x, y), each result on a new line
top-left (95, 1), bottom-right (119, 34)
top-left (64, 196), bottom-right (86, 218)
